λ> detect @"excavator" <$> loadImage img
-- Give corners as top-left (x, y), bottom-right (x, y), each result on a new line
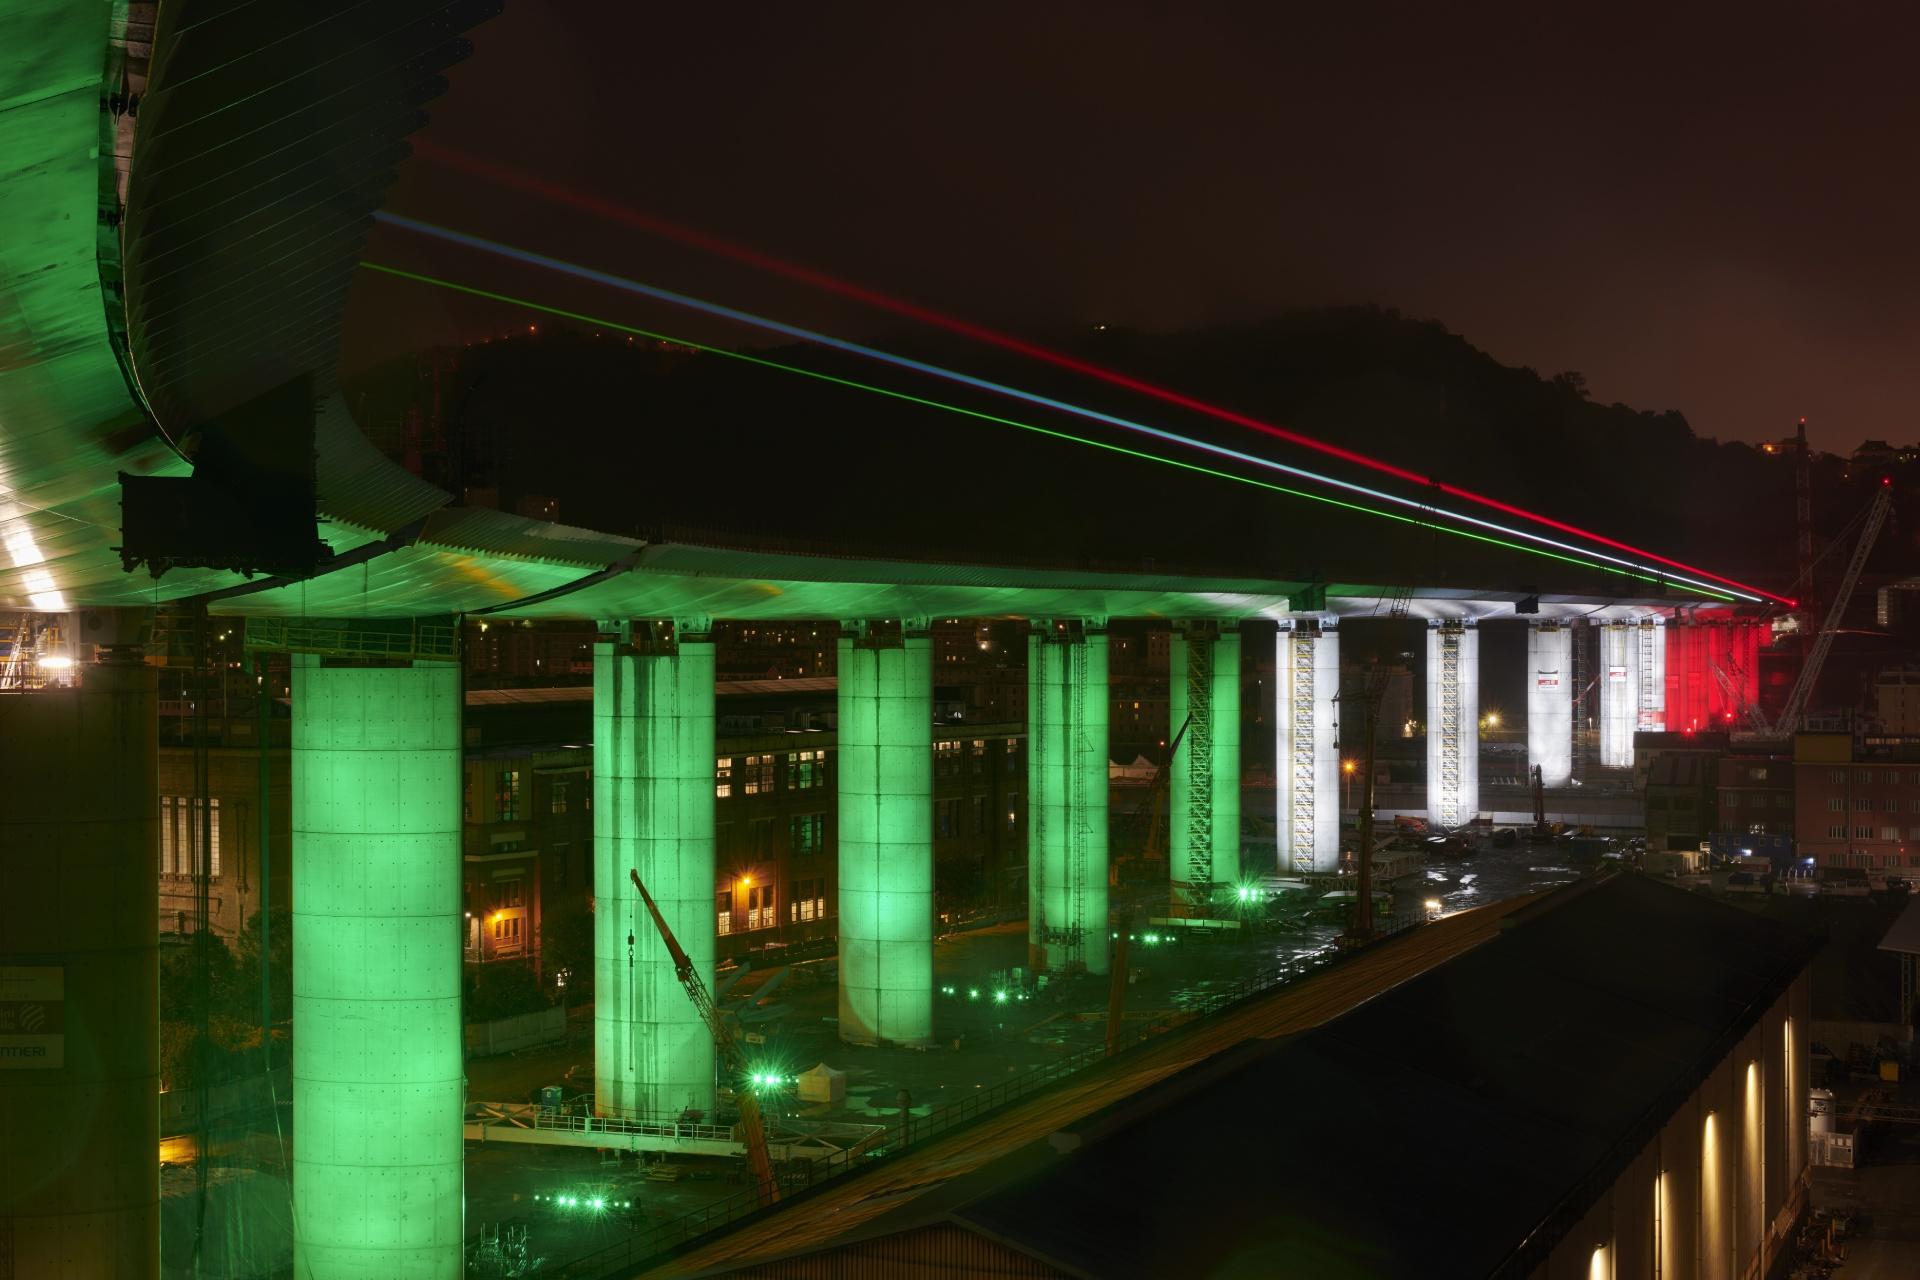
top-left (628, 867), bottom-right (780, 1205)
top-left (1527, 765), bottom-right (1561, 844)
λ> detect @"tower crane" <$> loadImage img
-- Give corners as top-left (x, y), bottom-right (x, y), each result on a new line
top-left (628, 868), bottom-right (780, 1204)
top-left (1732, 481), bottom-right (1893, 740)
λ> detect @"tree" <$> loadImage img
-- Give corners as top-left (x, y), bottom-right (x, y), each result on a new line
top-left (542, 908), bottom-right (594, 1004)
top-left (467, 962), bottom-right (547, 1023)
top-left (234, 904), bottom-right (292, 1031)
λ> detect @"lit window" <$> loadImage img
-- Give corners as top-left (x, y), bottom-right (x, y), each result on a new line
top-left (789, 812), bottom-right (825, 854)
top-left (746, 883), bottom-right (776, 930)
top-left (550, 780), bottom-right (569, 815)
top-left (497, 770), bottom-right (521, 821)
top-left (715, 756), bottom-right (733, 799)
top-left (787, 877), bottom-right (827, 922)
top-left (744, 755), bottom-right (774, 795)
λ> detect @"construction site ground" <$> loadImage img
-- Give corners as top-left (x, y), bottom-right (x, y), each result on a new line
top-left (462, 841), bottom-right (1591, 1273)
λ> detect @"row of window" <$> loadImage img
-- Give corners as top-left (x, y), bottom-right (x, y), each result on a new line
top-left (1823, 796), bottom-right (1920, 812)
top-left (1823, 768), bottom-right (1917, 786)
top-left (470, 768), bottom-right (588, 822)
top-left (933, 794), bottom-right (1016, 837)
top-left (1821, 825), bottom-right (1920, 841)
top-left (716, 878), bottom-right (833, 935)
top-left (159, 796), bottom-right (221, 878)
top-left (1722, 793), bottom-right (1790, 809)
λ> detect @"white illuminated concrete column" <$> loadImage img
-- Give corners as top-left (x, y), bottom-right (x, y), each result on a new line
top-left (1425, 619), bottom-right (1480, 829)
top-left (837, 622), bottom-right (934, 1045)
top-left (1599, 621), bottom-right (1638, 768)
top-left (593, 625), bottom-right (716, 1118)
top-left (1026, 621), bottom-right (1110, 974)
top-left (1275, 617), bottom-right (1339, 875)
top-left (0, 647), bottom-right (157, 1277)
top-left (1170, 622), bottom-right (1241, 902)
top-left (1527, 621), bottom-right (1573, 788)
top-left (1637, 618), bottom-right (1667, 733)
top-left (292, 655), bottom-right (463, 1278)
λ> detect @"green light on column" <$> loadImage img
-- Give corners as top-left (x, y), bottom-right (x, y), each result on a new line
top-left (1169, 626), bottom-right (1242, 901)
top-left (292, 657), bottom-right (463, 1277)
top-left (1026, 626), bottom-right (1110, 973)
top-left (594, 635), bottom-right (716, 1117)
top-left (837, 630), bottom-right (934, 1045)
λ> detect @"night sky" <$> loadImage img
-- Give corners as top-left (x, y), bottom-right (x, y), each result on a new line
top-left (344, 4), bottom-right (1920, 453)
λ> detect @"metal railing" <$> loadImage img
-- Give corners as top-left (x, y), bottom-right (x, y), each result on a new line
top-left (544, 918), bottom-right (1408, 1278)
top-left (243, 616), bottom-right (458, 661)
top-left (468, 1104), bottom-right (737, 1145)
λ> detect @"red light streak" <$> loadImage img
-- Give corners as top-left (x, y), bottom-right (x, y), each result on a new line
top-left (414, 141), bottom-right (1791, 606)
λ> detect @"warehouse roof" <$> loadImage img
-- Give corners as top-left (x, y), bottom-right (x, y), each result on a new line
top-left (743, 875), bottom-right (1811, 1280)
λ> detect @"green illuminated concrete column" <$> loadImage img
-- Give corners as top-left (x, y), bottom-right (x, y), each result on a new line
top-left (292, 655), bottom-right (462, 1278)
top-left (837, 622), bottom-right (933, 1046)
top-left (1026, 621), bottom-right (1110, 974)
top-left (0, 648), bottom-right (157, 1277)
top-left (1169, 622), bottom-right (1241, 904)
top-left (594, 625), bottom-right (715, 1117)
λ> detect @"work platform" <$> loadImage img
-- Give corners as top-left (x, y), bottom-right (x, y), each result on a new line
top-left (463, 1102), bottom-right (887, 1163)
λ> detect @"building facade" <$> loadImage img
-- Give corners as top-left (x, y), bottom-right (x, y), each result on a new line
top-left (455, 681), bottom-right (1029, 984)
top-left (1716, 756), bottom-right (1795, 839)
top-left (156, 744), bottom-right (290, 941)
top-left (1793, 733), bottom-right (1920, 873)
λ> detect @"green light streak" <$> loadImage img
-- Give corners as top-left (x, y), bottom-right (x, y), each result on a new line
top-left (359, 262), bottom-right (1736, 603)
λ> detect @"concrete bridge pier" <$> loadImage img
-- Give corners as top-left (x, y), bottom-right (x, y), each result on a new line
top-left (1275, 616), bottom-right (1339, 875)
top-left (1170, 621), bottom-right (1241, 904)
top-left (0, 636), bottom-right (157, 1278)
top-left (1528, 621), bottom-right (1573, 788)
top-left (592, 622), bottom-right (716, 1119)
top-left (1425, 619), bottom-right (1480, 829)
top-left (291, 654), bottom-right (463, 1278)
top-left (1026, 619), bottom-right (1109, 974)
top-left (836, 620), bottom-right (933, 1046)
top-left (1598, 621), bottom-right (1637, 768)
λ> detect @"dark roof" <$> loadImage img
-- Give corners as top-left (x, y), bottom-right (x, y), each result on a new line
top-left (801, 875), bottom-right (1811, 1280)
top-left (1647, 752), bottom-right (1714, 788)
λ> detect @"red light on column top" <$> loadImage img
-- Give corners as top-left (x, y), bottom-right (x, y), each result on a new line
top-left (1883, 476), bottom-right (1892, 486)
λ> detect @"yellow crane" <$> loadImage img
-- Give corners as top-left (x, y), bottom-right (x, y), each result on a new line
top-left (628, 867), bottom-right (780, 1204)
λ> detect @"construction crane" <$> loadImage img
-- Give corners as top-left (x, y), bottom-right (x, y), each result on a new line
top-left (1794, 416), bottom-right (1815, 642)
top-left (1735, 481), bottom-right (1893, 740)
top-left (627, 868), bottom-right (780, 1204)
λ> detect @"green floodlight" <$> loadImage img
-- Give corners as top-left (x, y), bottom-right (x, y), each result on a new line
top-left (993, 989), bottom-right (1009, 1004)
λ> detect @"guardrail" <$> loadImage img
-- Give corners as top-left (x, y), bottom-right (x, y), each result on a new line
top-left (535, 920), bottom-right (1405, 1278)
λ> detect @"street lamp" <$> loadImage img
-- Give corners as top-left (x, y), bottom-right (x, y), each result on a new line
top-left (1341, 758), bottom-right (1357, 809)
